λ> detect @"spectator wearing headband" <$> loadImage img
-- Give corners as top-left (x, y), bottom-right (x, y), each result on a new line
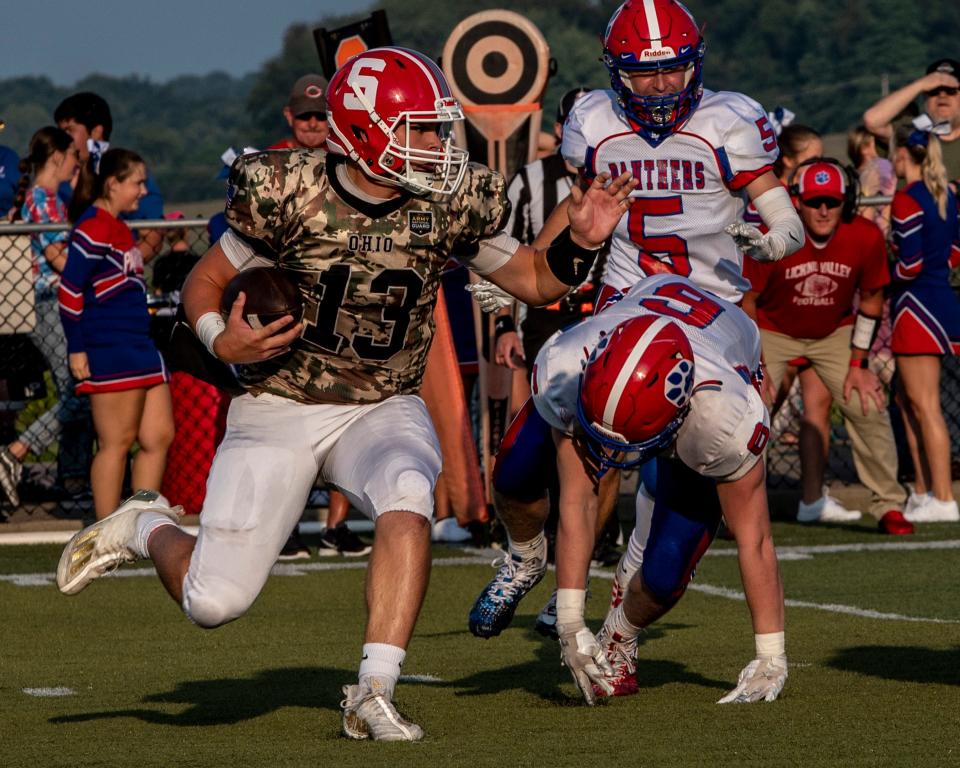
top-left (890, 123), bottom-right (960, 523)
top-left (863, 58), bottom-right (960, 183)
top-left (269, 75), bottom-right (329, 151)
top-left (743, 160), bottom-right (911, 534)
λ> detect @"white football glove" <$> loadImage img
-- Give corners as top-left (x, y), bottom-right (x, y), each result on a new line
top-left (724, 222), bottom-right (788, 263)
top-left (558, 624), bottom-right (615, 706)
top-left (465, 279), bottom-right (514, 313)
top-left (717, 655), bottom-right (788, 704)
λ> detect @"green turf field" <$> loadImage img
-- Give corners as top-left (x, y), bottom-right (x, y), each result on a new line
top-left (2, 519), bottom-right (958, 767)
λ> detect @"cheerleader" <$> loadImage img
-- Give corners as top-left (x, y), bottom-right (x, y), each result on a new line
top-left (890, 123), bottom-right (960, 523)
top-left (59, 149), bottom-right (174, 519)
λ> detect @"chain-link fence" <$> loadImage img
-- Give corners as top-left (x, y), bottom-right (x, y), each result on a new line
top-left (1, 214), bottom-right (958, 521)
top-left (0, 219), bottom-right (214, 521)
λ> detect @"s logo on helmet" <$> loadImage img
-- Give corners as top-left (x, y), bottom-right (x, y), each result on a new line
top-left (344, 57), bottom-right (387, 111)
top-left (664, 358), bottom-right (693, 407)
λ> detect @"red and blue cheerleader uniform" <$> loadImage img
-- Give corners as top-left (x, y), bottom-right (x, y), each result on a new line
top-left (58, 206), bottom-right (169, 393)
top-left (890, 181), bottom-right (960, 355)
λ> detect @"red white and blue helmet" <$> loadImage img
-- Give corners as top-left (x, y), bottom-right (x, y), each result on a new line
top-left (603, 0), bottom-right (706, 145)
top-left (577, 315), bottom-right (695, 471)
top-left (326, 46), bottom-right (468, 196)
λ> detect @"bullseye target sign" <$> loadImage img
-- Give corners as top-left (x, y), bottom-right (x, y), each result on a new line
top-left (443, 10), bottom-right (550, 177)
top-left (445, 13), bottom-right (549, 106)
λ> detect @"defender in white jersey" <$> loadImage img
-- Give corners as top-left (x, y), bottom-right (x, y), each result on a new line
top-left (471, 275), bottom-right (786, 705)
top-left (540, 0), bottom-right (804, 304)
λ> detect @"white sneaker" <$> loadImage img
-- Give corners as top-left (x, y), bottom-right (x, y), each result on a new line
top-left (907, 497), bottom-right (960, 523)
top-left (56, 490), bottom-right (182, 595)
top-left (340, 680), bottom-right (423, 742)
top-left (797, 493), bottom-right (861, 523)
top-left (904, 491), bottom-right (932, 520)
top-left (431, 516), bottom-right (471, 543)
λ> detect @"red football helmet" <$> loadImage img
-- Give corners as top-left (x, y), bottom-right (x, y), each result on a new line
top-left (603, 0), bottom-right (706, 145)
top-left (577, 314), bottom-right (695, 470)
top-left (326, 46), bottom-right (468, 196)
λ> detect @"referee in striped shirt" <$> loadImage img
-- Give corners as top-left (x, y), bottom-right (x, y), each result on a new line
top-left (494, 87), bottom-right (602, 373)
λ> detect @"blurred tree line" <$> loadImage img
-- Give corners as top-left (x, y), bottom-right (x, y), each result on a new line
top-left (1, 0), bottom-right (957, 203)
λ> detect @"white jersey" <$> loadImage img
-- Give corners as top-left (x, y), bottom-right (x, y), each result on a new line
top-left (532, 274), bottom-right (768, 481)
top-left (562, 89), bottom-right (779, 303)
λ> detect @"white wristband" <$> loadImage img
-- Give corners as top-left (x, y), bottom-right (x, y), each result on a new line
top-left (556, 588), bottom-right (587, 628)
top-left (755, 631), bottom-right (785, 659)
top-left (195, 311), bottom-right (226, 358)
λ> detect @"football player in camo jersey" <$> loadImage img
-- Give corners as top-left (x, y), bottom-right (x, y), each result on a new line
top-left (55, 46), bottom-right (637, 742)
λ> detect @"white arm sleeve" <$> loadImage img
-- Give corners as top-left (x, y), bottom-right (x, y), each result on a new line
top-left (219, 229), bottom-right (274, 271)
top-left (752, 186), bottom-right (805, 260)
top-left (460, 231), bottom-right (520, 276)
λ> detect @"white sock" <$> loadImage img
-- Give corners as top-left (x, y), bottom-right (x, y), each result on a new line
top-left (622, 527), bottom-right (645, 579)
top-left (134, 511), bottom-right (178, 559)
top-left (604, 603), bottom-right (643, 641)
top-left (507, 531), bottom-right (546, 561)
top-left (359, 643), bottom-right (406, 699)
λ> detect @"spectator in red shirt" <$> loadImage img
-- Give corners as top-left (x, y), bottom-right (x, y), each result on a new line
top-left (744, 160), bottom-right (911, 534)
top-left (269, 75), bottom-right (329, 151)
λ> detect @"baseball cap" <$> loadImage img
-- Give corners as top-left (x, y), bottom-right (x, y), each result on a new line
top-left (288, 74), bottom-right (328, 118)
top-left (925, 58), bottom-right (960, 77)
top-left (794, 161), bottom-right (845, 202)
top-left (557, 88), bottom-right (591, 123)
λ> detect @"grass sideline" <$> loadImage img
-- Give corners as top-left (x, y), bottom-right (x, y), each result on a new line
top-left (1, 519), bottom-right (959, 767)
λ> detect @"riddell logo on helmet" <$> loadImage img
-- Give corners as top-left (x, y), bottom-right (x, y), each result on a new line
top-left (640, 47), bottom-right (677, 60)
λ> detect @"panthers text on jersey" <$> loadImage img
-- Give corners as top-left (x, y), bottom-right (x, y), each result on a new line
top-left (562, 89), bottom-right (779, 302)
top-left (223, 148), bottom-right (513, 404)
top-left (532, 274), bottom-right (769, 481)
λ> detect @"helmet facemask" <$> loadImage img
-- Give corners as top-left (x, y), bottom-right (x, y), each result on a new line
top-left (378, 97), bottom-right (469, 196)
top-left (604, 45), bottom-right (705, 146)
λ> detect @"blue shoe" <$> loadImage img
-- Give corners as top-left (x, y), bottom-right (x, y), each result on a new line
top-left (469, 544), bottom-right (547, 638)
top-left (534, 589), bottom-right (558, 639)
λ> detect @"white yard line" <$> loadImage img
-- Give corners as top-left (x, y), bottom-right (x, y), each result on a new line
top-left (4, 548), bottom-right (957, 625)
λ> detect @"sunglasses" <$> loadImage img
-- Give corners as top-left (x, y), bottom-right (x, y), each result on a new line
top-left (295, 111), bottom-right (327, 122)
top-left (801, 196), bottom-right (842, 209)
top-left (926, 86), bottom-right (959, 97)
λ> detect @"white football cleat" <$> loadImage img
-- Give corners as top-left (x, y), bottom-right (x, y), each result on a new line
top-left (56, 490), bottom-right (181, 595)
top-left (340, 679), bottom-right (423, 742)
top-left (594, 624), bottom-right (639, 698)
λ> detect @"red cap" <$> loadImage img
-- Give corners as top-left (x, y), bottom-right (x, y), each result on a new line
top-left (795, 162), bottom-right (845, 202)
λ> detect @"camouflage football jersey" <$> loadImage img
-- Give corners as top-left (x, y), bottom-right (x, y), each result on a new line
top-left (224, 149), bottom-right (509, 404)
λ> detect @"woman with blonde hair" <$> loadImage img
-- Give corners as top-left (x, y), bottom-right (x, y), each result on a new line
top-left (890, 123), bottom-right (960, 523)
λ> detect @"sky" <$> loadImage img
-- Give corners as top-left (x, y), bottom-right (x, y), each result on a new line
top-left (2, 0), bottom-right (372, 85)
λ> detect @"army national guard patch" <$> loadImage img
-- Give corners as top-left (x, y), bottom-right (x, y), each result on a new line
top-left (408, 210), bottom-right (434, 235)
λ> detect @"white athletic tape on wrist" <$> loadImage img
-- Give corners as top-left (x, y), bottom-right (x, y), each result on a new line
top-left (851, 312), bottom-right (879, 350)
top-left (754, 631), bottom-right (785, 659)
top-left (556, 588), bottom-right (587, 627)
top-left (195, 311), bottom-right (226, 358)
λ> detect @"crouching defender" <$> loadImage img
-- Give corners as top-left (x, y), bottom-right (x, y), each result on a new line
top-left (470, 273), bottom-right (786, 705)
top-left (55, 46), bottom-right (638, 741)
